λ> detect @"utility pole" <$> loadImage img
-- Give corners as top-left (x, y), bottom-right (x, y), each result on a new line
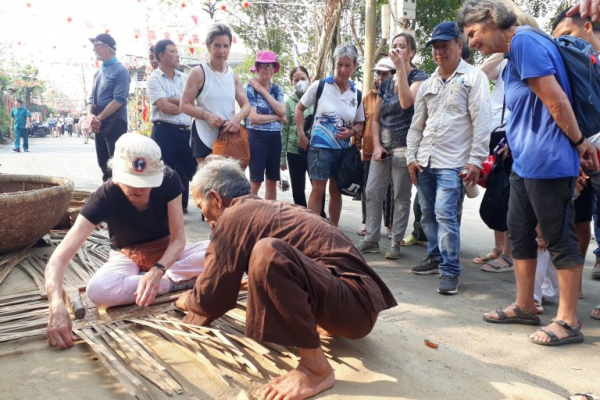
top-left (363, 0), bottom-right (377, 93)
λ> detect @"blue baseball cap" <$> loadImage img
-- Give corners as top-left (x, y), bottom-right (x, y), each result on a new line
top-left (426, 21), bottom-right (460, 46)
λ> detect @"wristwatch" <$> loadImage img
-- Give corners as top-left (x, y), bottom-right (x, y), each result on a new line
top-left (153, 262), bottom-right (167, 273)
top-left (573, 135), bottom-right (585, 146)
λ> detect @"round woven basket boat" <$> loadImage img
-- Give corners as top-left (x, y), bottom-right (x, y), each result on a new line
top-left (0, 175), bottom-right (74, 254)
top-left (54, 190), bottom-right (93, 229)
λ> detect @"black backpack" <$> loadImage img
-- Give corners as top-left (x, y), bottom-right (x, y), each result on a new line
top-left (334, 88), bottom-right (364, 197)
top-left (519, 27), bottom-right (600, 137)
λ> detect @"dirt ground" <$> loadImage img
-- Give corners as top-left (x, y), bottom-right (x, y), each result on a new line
top-left (1, 138), bottom-right (599, 400)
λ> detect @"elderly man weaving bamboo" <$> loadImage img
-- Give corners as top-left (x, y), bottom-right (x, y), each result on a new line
top-left (176, 156), bottom-right (397, 400)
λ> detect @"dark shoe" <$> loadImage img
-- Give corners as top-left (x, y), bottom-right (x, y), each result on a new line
top-left (483, 305), bottom-right (541, 325)
top-left (13, 148), bottom-right (20, 152)
top-left (592, 256), bottom-right (600, 280)
top-left (182, 207), bottom-right (188, 214)
top-left (529, 320), bottom-right (584, 346)
top-left (437, 276), bottom-right (459, 294)
top-left (411, 256), bottom-right (440, 275)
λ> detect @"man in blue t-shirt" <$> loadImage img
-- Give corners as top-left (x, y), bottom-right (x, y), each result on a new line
top-left (459, 0), bottom-right (598, 346)
top-left (10, 99), bottom-right (31, 153)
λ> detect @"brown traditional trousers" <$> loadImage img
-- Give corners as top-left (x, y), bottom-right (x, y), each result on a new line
top-left (184, 196), bottom-right (397, 349)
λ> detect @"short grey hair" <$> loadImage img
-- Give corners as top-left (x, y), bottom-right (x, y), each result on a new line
top-left (205, 23), bottom-right (232, 46)
top-left (191, 156), bottom-right (250, 200)
top-left (457, 0), bottom-right (518, 30)
top-left (333, 43), bottom-right (359, 65)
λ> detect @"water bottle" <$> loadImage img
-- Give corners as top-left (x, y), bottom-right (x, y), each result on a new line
top-left (461, 169), bottom-right (480, 198)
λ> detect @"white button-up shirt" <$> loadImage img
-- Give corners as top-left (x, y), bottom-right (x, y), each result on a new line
top-left (146, 67), bottom-right (192, 126)
top-left (406, 59), bottom-right (491, 169)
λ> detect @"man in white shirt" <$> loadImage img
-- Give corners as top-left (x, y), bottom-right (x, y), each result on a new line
top-left (147, 39), bottom-right (196, 212)
top-left (406, 21), bottom-right (491, 294)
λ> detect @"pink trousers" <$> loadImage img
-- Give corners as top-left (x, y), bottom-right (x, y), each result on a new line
top-left (86, 240), bottom-right (208, 308)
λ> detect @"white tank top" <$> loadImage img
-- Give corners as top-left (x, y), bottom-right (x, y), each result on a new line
top-left (194, 61), bottom-right (236, 149)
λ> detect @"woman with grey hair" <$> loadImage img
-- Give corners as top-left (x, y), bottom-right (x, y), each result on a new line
top-left (294, 43), bottom-right (365, 227)
top-left (457, 0), bottom-right (598, 346)
top-left (181, 23), bottom-right (250, 164)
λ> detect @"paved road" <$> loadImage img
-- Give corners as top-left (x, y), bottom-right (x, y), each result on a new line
top-left (1, 136), bottom-right (599, 399)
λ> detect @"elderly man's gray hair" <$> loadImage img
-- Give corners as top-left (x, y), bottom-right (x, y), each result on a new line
top-left (191, 156), bottom-right (251, 199)
top-left (457, 0), bottom-right (517, 30)
top-left (333, 43), bottom-right (359, 65)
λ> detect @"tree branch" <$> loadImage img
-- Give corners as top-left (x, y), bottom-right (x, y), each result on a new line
top-left (350, 17), bottom-right (364, 56)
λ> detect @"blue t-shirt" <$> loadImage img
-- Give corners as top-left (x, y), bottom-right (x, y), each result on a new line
top-left (245, 82), bottom-right (284, 132)
top-left (504, 28), bottom-right (579, 179)
top-left (11, 107), bottom-right (31, 128)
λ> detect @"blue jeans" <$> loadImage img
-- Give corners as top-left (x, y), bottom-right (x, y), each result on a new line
top-left (417, 167), bottom-right (463, 277)
top-left (590, 170), bottom-right (600, 257)
top-left (14, 127), bottom-right (28, 150)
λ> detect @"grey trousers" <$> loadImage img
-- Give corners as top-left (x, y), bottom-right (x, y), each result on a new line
top-left (365, 147), bottom-right (413, 243)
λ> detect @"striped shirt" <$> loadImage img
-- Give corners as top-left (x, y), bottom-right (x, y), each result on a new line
top-left (146, 67), bottom-right (191, 126)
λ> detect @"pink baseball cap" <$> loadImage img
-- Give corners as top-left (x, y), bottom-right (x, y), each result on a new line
top-left (250, 50), bottom-right (280, 73)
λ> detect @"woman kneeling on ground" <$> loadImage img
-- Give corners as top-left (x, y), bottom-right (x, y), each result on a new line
top-left (45, 133), bottom-right (208, 349)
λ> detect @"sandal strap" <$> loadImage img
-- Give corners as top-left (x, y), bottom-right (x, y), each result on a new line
top-left (513, 305), bottom-right (536, 319)
top-left (499, 255), bottom-right (513, 265)
top-left (538, 327), bottom-right (559, 342)
top-left (495, 309), bottom-right (507, 320)
top-left (554, 320), bottom-right (582, 336)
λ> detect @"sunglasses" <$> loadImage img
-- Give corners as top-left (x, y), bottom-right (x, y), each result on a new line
top-left (257, 63), bottom-right (276, 69)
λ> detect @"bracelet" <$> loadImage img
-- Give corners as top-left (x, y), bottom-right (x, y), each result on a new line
top-left (572, 135), bottom-right (585, 146)
top-left (153, 262), bottom-right (167, 273)
top-left (201, 110), bottom-right (206, 120)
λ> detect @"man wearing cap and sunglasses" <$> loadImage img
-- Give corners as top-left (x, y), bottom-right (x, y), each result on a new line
top-left (87, 33), bottom-right (130, 182)
top-left (45, 133), bottom-right (208, 349)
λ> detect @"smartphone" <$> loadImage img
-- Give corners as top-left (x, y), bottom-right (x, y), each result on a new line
top-left (380, 152), bottom-right (393, 160)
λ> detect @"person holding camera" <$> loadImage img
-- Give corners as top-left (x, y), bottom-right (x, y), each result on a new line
top-left (355, 33), bottom-right (428, 260)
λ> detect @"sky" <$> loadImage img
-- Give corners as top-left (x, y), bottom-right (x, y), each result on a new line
top-left (0, 0), bottom-right (250, 108)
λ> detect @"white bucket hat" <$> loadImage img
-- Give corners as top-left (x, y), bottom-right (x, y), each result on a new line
top-left (111, 133), bottom-right (164, 188)
top-left (372, 57), bottom-right (396, 73)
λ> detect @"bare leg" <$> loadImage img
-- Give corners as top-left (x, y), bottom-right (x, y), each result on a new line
top-left (328, 180), bottom-right (342, 227)
top-left (529, 265), bottom-right (583, 342)
top-left (308, 180), bottom-right (327, 217)
top-left (502, 232), bottom-right (512, 258)
top-left (494, 230), bottom-right (506, 253)
top-left (251, 181), bottom-right (262, 197)
top-left (265, 179), bottom-right (277, 200)
top-left (484, 259), bottom-right (536, 320)
top-left (257, 347), bottom-right (335, 400)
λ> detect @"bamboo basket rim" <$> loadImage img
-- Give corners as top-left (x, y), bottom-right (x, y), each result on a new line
top-left (0, 175), bottom-right (74, 208)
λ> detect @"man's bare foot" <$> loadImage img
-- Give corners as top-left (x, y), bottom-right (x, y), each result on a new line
top-left (316, 325), bottom-right (335, 338)
top-left (257, 348), bottom-right (335, 400)
top-left (529, 319), bottom-right (580, 343)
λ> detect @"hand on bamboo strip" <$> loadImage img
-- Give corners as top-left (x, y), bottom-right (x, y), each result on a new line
top-left (135, 268), bottom-right (164, 307)
top-left (47, 302), bottom-right (78, 348)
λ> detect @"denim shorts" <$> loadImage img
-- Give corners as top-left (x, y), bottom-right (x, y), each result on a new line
top-left (307, 146), bottom-right (343, 181)
top-left (248, 128), bottom-right (281, 182)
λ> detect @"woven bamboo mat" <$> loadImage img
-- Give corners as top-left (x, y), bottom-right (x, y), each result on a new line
top-left (0, 228), bottom-right (337, 399)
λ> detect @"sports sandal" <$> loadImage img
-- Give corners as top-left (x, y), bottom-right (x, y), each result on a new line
top-left (473, 247), bottom-right (501, 264)
top-left (481, 255), bottom-right (514, 273)
top-left (529, 320), bottom-right (584, 346)
top-left (591, 304), bottom-right (600, 320)
top-left (483, 305), bottom-right (541, 325)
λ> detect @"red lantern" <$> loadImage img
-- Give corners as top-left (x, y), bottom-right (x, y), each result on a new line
top-left (190, 47), bottom-right (195, 54)
top-left (134, 34), bottom-right (139, 39)
top-left (104, 28), bottom-right (110, 33)
top-left (220, 4), bottom-right (226, 10)
top-left (188, 39), bottom-right (192, 45)
top-left (17, 41), bottom-right (21, 46)
top-left (181, 2), bottom-right (186, 7)
top-left (53, 45), bottom-right (57, 49)
top-left (242, 1), bottom-right (249, 8)
top-left (67, 17), bottom-right (72, 22)
top-left (26, 2), bottom-right (31, 7)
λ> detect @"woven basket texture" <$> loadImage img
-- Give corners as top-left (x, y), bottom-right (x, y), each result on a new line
top-left (0, 175), bottom-right (74, 253)
top-left (54, 190), bottom-right (93, 229)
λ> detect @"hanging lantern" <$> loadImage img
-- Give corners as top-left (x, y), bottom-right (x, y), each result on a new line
top-left (17, 41), bottom-right (21, 46)
top-left (26, 2), bottom-right (31, 7)
top-left (220, 4), bottom-right (226, 11)
top-left (104, 28), bottom-right (110, 34)
top-left (67, 16), bottom-right (72, 22)
top-left (242, 1), bottom-right (249, 9)
top-left (190, 47), bottom-right (194, 54)
top-left (134, 34), bottom-right (139, 39)
top-left (181, 2), bottom-right (186, 7)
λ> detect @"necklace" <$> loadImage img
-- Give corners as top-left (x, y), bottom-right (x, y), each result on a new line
top-left (208, 61), bottom-right (227, 74)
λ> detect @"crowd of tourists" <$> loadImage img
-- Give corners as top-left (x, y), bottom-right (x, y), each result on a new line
top-left (41, 0), bottom-right (600, 399)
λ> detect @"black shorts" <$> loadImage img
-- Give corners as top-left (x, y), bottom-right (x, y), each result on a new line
top-left (191, 123), bottom-right (213, 159)
top-left (507, 172), bottom-right (582, 269)
top-left (574, 182), bottom-right (593, 223)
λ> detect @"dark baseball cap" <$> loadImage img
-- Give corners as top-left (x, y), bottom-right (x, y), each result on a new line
top-left (426, 21), bottom-right (460, 46)
top-left (89, 33), bottom-right (116, 50)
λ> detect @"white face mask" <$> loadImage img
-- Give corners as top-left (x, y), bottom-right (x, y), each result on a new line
top-left (294, 80), bottom-right (309, 94)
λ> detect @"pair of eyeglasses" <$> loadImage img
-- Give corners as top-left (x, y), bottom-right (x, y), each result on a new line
top-left (257, 63), bottom-right (275, 69)
top-left (93, 43), bottom-right (107, 49)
